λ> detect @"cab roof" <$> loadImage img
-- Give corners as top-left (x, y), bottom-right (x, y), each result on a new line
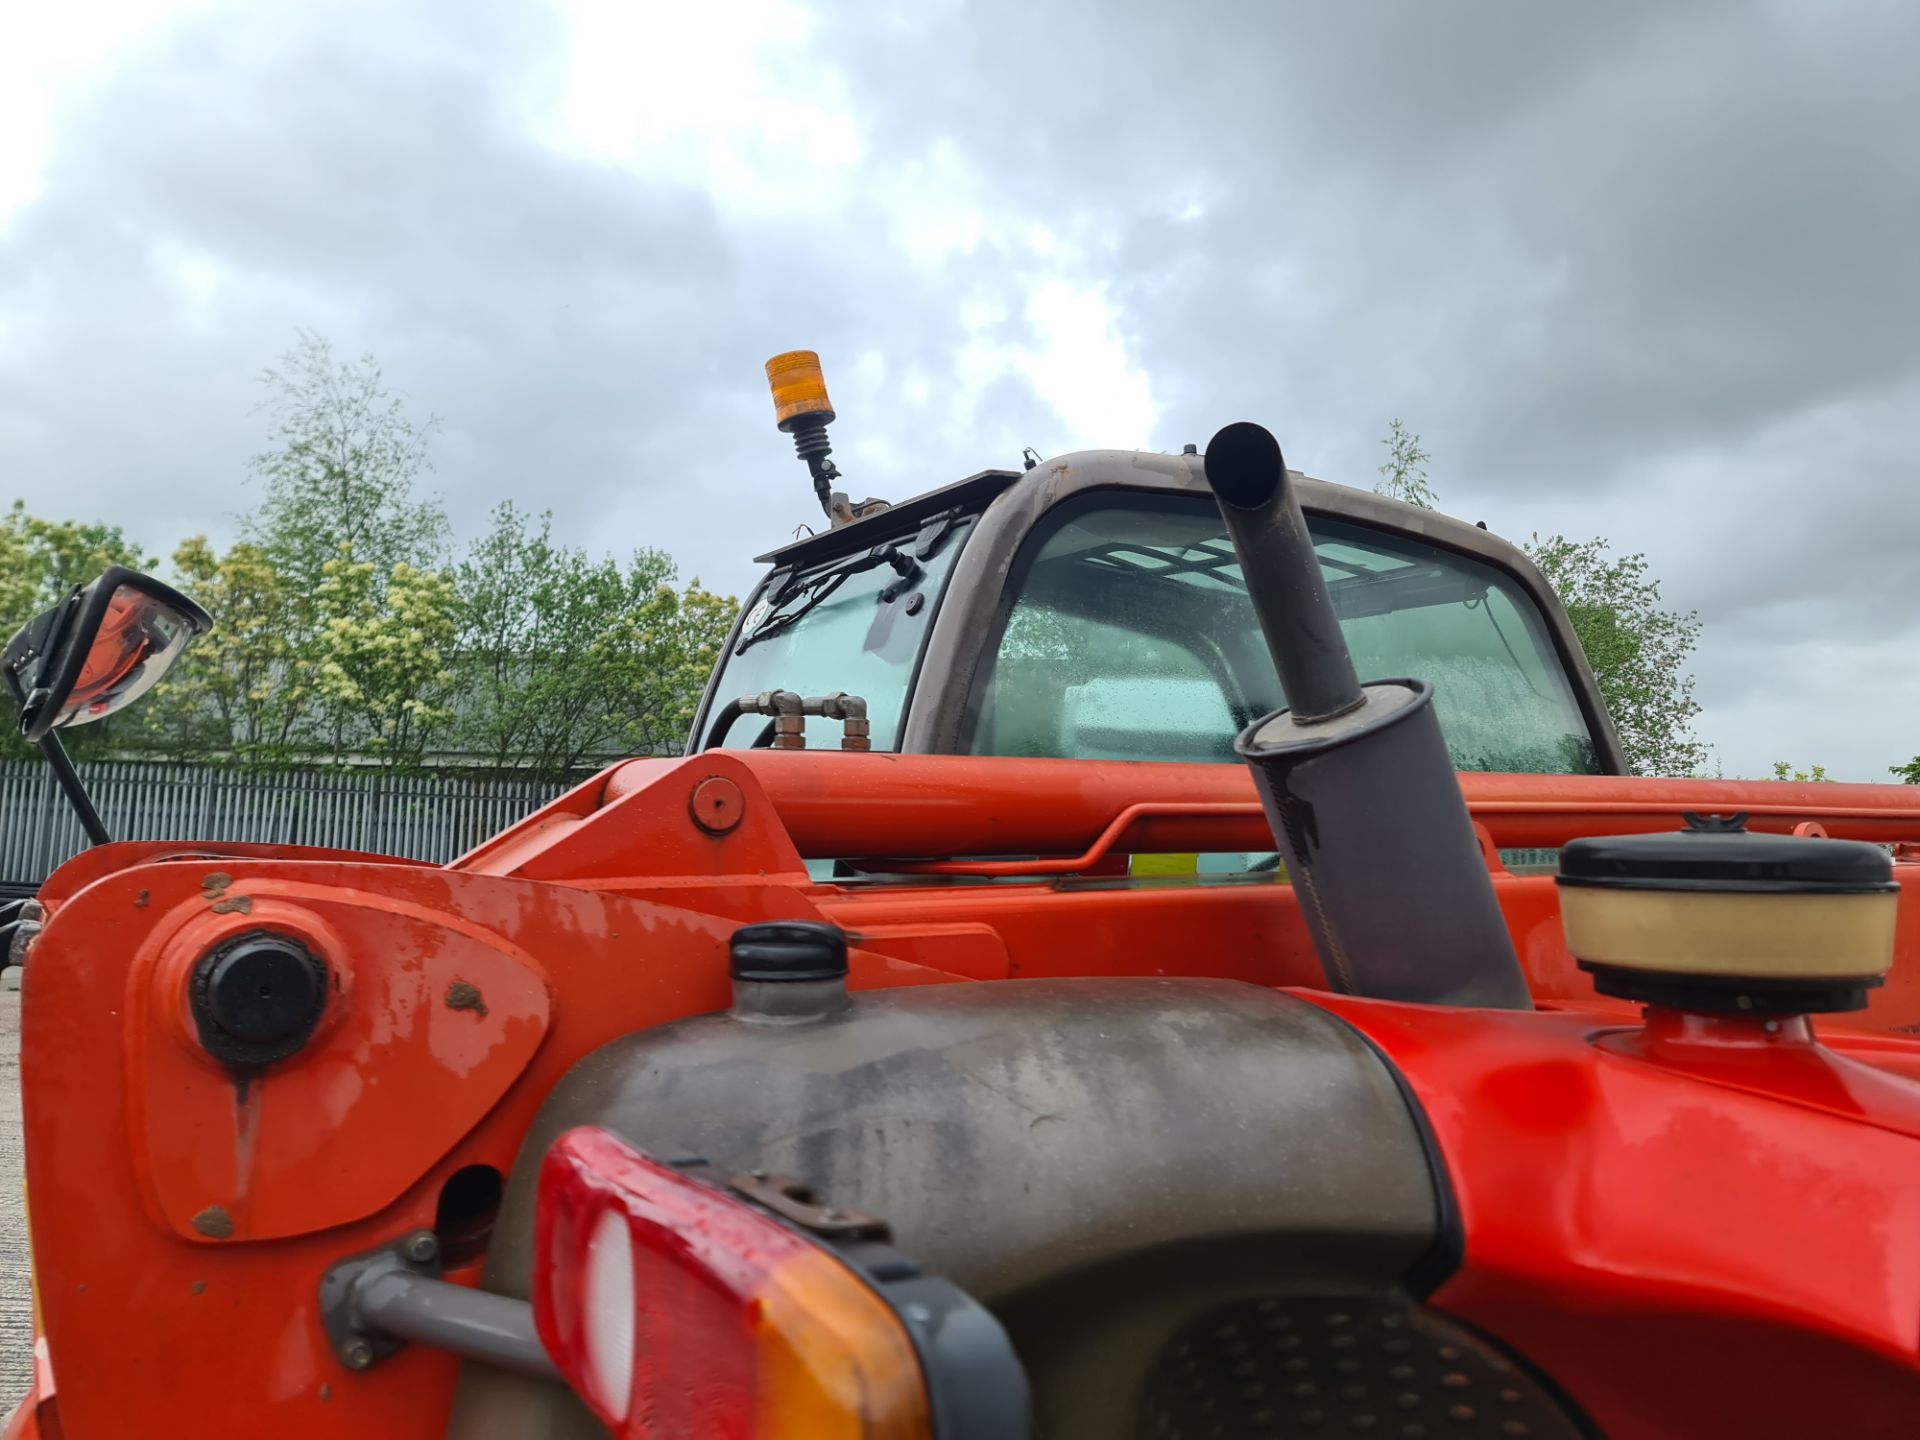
top-left (754, 469), bottom-right (1023, 568)
top-left (754, 448), bottom-right (1521, 577)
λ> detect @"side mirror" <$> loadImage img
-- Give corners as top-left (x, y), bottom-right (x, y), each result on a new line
top-left (2, 566), bottom-right (212, 743)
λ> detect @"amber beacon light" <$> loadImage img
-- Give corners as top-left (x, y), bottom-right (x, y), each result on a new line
top-left (765, 350), bottom-right (845, 518)
top-left (765, 350), bottom-right (835, 429)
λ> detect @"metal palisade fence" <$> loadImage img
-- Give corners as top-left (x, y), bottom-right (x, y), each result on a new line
top-left (0, 759), bottom-right (571, 889)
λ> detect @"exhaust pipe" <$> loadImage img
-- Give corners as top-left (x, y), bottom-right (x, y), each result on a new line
top-left (1204, 422), bottom-right (1529, 1009)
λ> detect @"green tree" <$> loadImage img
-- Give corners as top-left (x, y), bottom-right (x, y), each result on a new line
top-left (0, 503), bottom-right (154, 758)
top-left (1891, 757), bottom-right (1920, 784)
top-left (1527, 535), bottom-right (1705, 778)
top-left (652, 580), bottom-right (736, 748)
top-left (452, 503), bottom-right (736, 778)
top-left (1375, 419), bottom-right (1436, 510)
top-left (153, 331), bottom-right (459, 764)
top-left (314, 551), bottom-right (459, 769)
top-left (247, 332), bottom-right (449, 597)
top-left (1773, 761), bottom-right (1832, 784)
top-left (2, 334), bottom-right (732, 776)
top-left (1368, 420), bottom-right (1709, 778)
top-left (140, 536), bottom-right (308, 761)
top-left (0, 502), bottom-right (152, 632)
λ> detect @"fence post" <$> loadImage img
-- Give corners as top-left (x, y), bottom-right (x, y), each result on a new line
top-left (29, 760), bottom-right (57, 881)
top-left (194, 765), bottom-right (214, 840)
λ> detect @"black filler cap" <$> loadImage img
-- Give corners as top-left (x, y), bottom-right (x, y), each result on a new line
top-left (1558, 812), bottom-right (1895, 895)
top-left (729, 920), bottom-right (849, 983)
top-left (190, 931), bottom-right (330, 1067)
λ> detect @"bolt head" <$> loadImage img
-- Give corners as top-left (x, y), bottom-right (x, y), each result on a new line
top-left (689, 775), bottom-right (746, 835)
top-left (343, 1339), bottom-right (374, 1370)
top-left (403, 1230), bottom-right (439, 1265)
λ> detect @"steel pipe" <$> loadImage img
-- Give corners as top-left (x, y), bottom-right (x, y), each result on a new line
top-left (349, 1266), bottom-right (559, 1383)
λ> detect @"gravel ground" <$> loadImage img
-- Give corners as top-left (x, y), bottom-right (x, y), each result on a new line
top-left (0, 991), bottom-right (30, 1412)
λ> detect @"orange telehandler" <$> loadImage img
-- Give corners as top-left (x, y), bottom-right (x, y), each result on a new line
top-left (6, 355), bottom-right (1920, 1438)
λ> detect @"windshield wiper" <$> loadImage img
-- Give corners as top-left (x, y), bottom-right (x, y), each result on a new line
top-left (736, 545), bottom-right (918, 654)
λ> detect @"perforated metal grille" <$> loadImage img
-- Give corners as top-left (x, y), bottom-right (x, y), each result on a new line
top-left (1138, 1295), bottom-right (1588, 1440)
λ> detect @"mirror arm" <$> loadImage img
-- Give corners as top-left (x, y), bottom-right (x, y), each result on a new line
top-left (39, 732), bottom-right (109, 847)
top-left (3, 668), bottom-right (109, 847)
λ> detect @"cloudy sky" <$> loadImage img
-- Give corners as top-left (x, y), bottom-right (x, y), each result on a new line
top-left (4, 0), bottom-right (1917, 779)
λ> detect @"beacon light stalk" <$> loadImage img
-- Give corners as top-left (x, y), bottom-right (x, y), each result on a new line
top-left (532, 1126), bottom-right (1031, 1439)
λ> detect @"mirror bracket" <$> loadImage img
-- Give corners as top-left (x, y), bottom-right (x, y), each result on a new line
top-left (37, 732), bottom-right (110, 846)
top-left (0, 665), bottom-right (111, 846)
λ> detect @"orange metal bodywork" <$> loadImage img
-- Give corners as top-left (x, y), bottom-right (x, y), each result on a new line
top-left (1314, 995), bottom-right (1920, 1438)
top-left (14, 750), bottom-right (1920, 1436)
top-left (130, 879), bottom-right (553, 1245)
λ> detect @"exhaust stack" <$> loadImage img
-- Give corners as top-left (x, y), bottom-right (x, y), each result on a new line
top-left (1204, 422), bottom-right (1529, 1009)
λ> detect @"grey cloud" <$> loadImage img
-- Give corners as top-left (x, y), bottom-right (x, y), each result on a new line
top-left (3, 0), bottom-right (1917, 777)
top-left (825, 0), bottom-right (1920, 775)
top-left (1, 0), bottom-right (1067, 597)
top-left (829, 1), bottom-right (1920, 488)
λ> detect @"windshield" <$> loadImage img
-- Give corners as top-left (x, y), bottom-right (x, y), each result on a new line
top-left (705, 521), bottom-right (971, 750)
top-left (970, 497), bottom-right (1599, 774)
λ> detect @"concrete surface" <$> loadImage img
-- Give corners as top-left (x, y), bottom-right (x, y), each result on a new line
top-left (0, 991), bottom-right (29, 1412)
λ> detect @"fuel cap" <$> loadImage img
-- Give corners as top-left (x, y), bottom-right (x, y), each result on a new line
top-left (1557, 813), bottom-right (1899, 1013)
top-left (729, 921), bottom-right (848, 982)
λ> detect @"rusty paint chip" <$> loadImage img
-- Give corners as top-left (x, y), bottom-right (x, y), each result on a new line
top-left (446, 979), bottom-right (489, 1018)
top-left (200, 872), bottom-right (231, 896)
top-left (209, 895), bottom-right (254, 915)
top-left (192, 1206), bottom-right (234, 1239)
top-left (134, 889), bottom-right (150, 908)
top-left (191, 1280), bottom-right (206, 1295)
